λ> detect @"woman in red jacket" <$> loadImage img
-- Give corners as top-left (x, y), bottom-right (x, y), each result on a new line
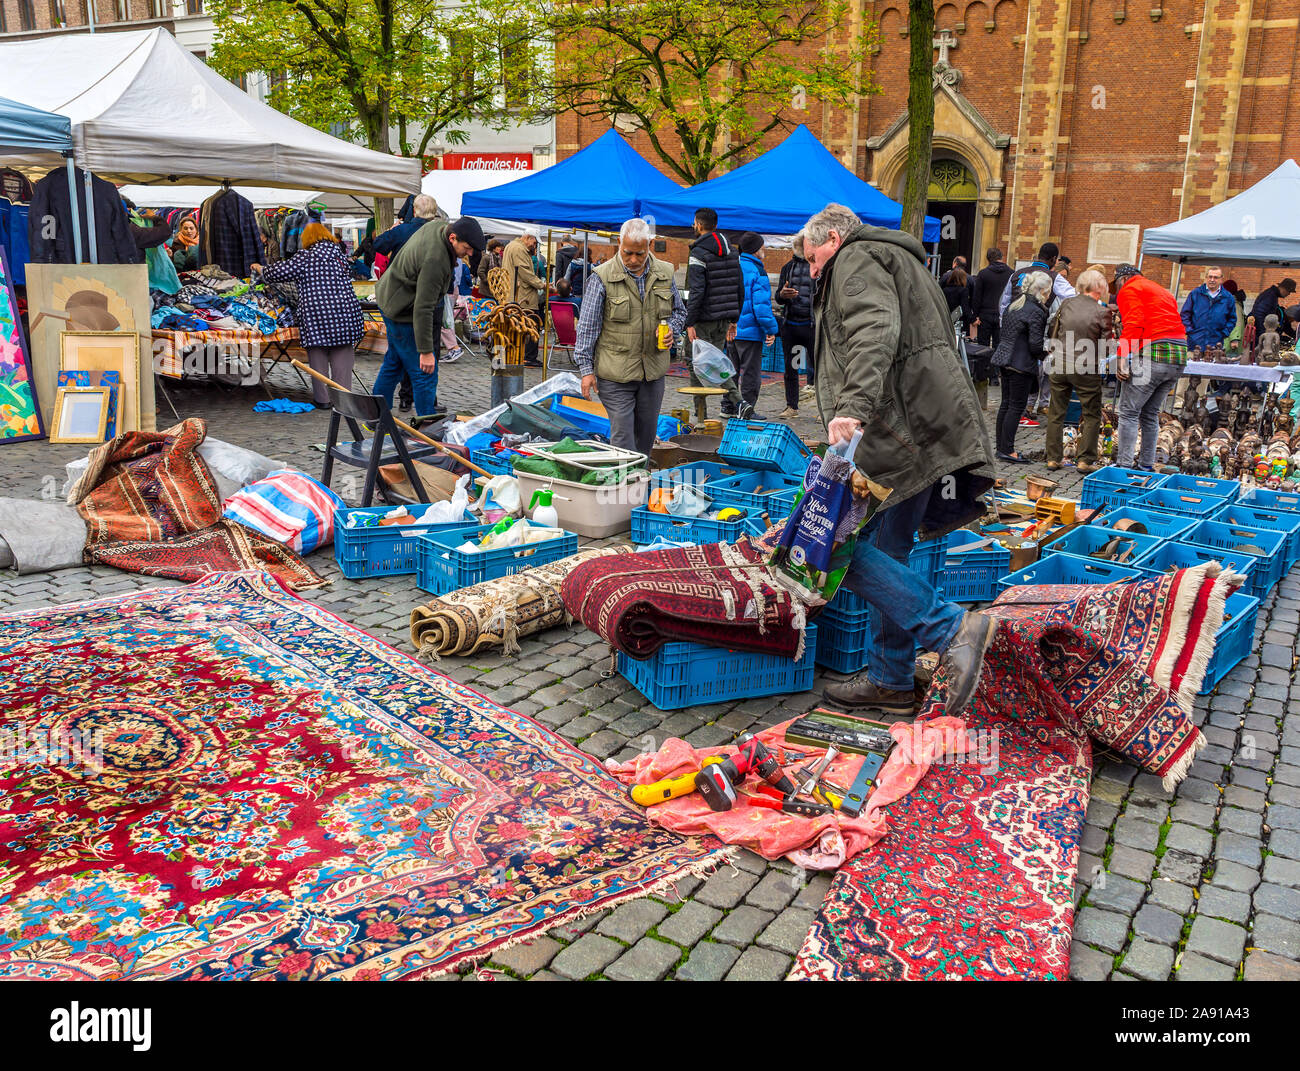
top-left (1113, 264), bottom-right (1187, 470)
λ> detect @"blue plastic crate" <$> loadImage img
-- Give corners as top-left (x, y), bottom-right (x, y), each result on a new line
top-left (1132, 486), bottom-right (1229, 519)
top-left (333, 507), bottom-right (476, 579)
top-left (1132, 540), bottom-right (1258, 587)
top-left (1160, 473), bottom-right (1240, 502)
top-left (717, 419), bottom-right (812, 475)
top-left (1080, 466), bottom-right (1169, 512)
top-left (1093, 505), bottom-right (1197, 542)
top-left (998, 552), bottom-right (1144, 592)
top-left (1041, 523), bottom-right (1166, 565)
top-left (547, 394), bottom-right (611, 437)
top-left (704, 469), bottom-right (803, 515)
top-left (1237, 486), bottom-right (1300, 516)
top-left (1199, 591), bottom-right (1261, 695)
top-left (618, 624), bottom-right (818, 710)
top-left (415, 521), bottom-right (579, 595)
top-left (649, 460), bottom-right (744, 490)
top-left (1183, 518), bottom-right (1288, 600)
top-left (629, 506), bottom-right (753, 546)
top-left (471, 448), bottom-right (514, 476)
top-left (942, 529), bottom-right (1012, 603)
top-left (1211, 502), bottom-right (1300, 570)
top-left (909, 538), bottom-right (946, 596)
top-left (760, 336), bottom-right (785, 373)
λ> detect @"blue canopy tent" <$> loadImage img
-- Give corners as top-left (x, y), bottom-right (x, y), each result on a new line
top-left (461, 129), bottom-right (681, 229)
top-left (638, 124), bottom-right (940, 243)
top-left (0, 95), bottom-right (86, 265)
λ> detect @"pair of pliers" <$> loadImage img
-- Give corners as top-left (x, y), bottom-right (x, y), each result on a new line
top-left (751, 784), bottom-right (835, 818)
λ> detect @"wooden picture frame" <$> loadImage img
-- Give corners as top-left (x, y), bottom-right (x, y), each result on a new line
top-left (61, 330), bottom-right (141, 434)
top-left (50, 386), bottom-right (111, 444)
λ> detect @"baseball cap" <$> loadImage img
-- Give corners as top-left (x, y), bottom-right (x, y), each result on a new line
top-left (449, 216), bottom-right (486, 252)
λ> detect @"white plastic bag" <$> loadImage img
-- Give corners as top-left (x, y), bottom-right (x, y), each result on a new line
top-left (416, 474), bottom-right (471, 524)
top-left (479, 475), bottom-right (522, 515)
top-left (691, 339), bottom-right (736, 388)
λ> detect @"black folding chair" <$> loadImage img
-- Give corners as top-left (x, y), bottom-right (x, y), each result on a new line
top-left (320, 386), bottom-right (441, 506)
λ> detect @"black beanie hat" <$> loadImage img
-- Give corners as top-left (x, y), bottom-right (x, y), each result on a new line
top-left (739, 232), bottom-right (764, 255)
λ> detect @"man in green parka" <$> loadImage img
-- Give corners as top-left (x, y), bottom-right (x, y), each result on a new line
top-left (803, 203), bottom-right (998, 717)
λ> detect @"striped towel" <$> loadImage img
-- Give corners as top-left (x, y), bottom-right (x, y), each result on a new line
top-left (223, 469), bottom-right (344, 553)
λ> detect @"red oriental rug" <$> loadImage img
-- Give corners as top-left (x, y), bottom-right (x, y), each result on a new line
top-left (67, 417), bottom-right (324, 592)
top-left (790, 563), bottom-right (1235, 981)
top-left (0, 572), bottom-right (724, 980)
top-left (561, 538), bottom-right (811, 660)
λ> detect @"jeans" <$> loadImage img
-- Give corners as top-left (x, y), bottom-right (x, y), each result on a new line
top-left (781, 320), bottom-right (814, 408)
top-left (491, 373), bottom-right (524, 408)
top-left (305, 345), bottom-right (355, 404)
top-left (1116, 360), bottom-right (1183, 469)
top-left (994, 367), bottom-right (1035, 454)
top-left (839, 486), bottom-right (966, 692)
top-left (597, 376), bottom-right (666, 456)
top-left (729, 337), bottom-right (763, 410)
top-left (976, 319), bottom-right (999, 350)
top-left (374, 316), bottom-right (438, 416)
top-left (1046, 372), bottom-right (1103, 464)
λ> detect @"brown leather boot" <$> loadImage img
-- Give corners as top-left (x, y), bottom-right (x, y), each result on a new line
top-left (938, 611), bottom-right (999, 714)
top-left (821, 676), bottom-right (917, 716)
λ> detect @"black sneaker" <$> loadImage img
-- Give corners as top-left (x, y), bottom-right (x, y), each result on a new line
top-left (398, 398), bottom-right (413, 413)
top-left (737, 402), bottom-right (756, 419)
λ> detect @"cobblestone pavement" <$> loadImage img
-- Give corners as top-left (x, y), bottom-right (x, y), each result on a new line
top-left (3, 352), bottom-right (1298, 982)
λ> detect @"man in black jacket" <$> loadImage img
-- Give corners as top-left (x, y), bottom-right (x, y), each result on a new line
top-left (777, 236), bottom-right (816, 418)
top-left (684, 207), bottom-right (744, 403)
top-left (970, 247), bottom-right (1011, 349)
top-left (1250, 278), bottom-right (1297, 342)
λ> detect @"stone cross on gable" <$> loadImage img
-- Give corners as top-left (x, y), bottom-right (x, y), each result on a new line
top-left (933, 29), bottom-right (958, 67)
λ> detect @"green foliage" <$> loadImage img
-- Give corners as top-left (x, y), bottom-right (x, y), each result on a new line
top-left (548, 0), bottom-right (879, 184)
top-left (208, 0), bottom-right (552, 158)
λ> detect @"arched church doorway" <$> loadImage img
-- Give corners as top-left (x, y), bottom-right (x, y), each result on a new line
top-left (926, 158), bottom-right (979, 274)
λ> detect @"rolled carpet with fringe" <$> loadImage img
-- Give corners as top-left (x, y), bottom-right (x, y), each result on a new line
top-left (410, 546), bottom-right (635, 659)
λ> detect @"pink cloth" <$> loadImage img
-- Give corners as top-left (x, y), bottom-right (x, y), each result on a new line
top-left (607, 717), bottom-right (974, 869)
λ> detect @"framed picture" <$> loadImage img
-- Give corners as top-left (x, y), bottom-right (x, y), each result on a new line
top-left (50, 386), bottom-right (110, 444)
top-left (0, 246), bottom-right (45, 445)
top-left (25, 263), bottom-right (154, 433)
top-left (61, 330), bottom-right (139, 435)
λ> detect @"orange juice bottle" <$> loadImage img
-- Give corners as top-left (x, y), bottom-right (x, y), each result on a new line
top-left (657, 319), bottom-right (671, 350)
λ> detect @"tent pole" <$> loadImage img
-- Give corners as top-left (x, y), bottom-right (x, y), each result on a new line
top-left (1170, 262), bottom-right (1183, 300)
top-left (544, 226), bottom-right (552, 377)
top-left (65, 155), bottom-right (83, 264)
top-left (83, 168), bottom-right (98, 264)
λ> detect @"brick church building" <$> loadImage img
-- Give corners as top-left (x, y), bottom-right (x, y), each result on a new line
top-left (557, 0), bottom-right (1299, 294)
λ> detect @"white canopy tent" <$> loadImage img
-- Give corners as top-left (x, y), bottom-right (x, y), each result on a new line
top-left (117, 184), bottom-right (325, 211)
top-left (1141, 160), bottom-right (1300, 268)
top-left (0, 27), bottom-right (420, 197)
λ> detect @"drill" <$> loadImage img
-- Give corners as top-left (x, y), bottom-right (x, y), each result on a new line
top-left (629, 734), bottom-right (794, 811)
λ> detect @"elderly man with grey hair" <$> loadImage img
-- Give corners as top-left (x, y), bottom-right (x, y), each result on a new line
top-left (574, 218), bottom-right (686, 456)
top-left (502, 226), bottom-right (548, 366)
top-left (802, 202), bottom-right (997, 720)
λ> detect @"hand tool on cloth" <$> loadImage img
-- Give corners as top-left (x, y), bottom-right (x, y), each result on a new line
top-left (628, 733), bottom-right (793, 810)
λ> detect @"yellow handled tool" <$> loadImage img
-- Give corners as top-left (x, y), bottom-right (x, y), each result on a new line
top-left (628, 757), bottom-right (723, 807)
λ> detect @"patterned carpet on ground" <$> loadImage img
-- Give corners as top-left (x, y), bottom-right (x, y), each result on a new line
top-left (791, 563), bottom-right (1233, 981)
top-left (0, 572), bottom-right (724, 980)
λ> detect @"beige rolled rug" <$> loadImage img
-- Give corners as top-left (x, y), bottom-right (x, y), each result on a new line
top-left (410, 545), bottom-right (635, 659)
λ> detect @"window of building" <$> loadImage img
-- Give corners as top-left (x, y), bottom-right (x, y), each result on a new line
top-left (0, 5), bottom-right (7, 32)
top-left (18, 0), bottom-right (35, 29)
top-left (501, 41), bottom-right (532, 112)
top-left (186, 0), bottom-right (203, 13)
top-left (49, 0), bottom-right (68, 26)
top-left (150, 0), bottom-right (167, 18)
top-left (115, 0), bottom-right (130, 20)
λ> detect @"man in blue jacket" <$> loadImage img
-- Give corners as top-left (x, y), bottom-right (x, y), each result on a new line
top-left (731, 232), bottom-right (780, 415)
top-left (1178, 265), bottom-right (1237, 406)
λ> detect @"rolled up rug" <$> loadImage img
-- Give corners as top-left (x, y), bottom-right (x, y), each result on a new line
top-left (410, 544), bottom-right (634, 659)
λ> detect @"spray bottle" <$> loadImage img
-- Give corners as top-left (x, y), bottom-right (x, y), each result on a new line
top-left (530, 488), bottom-right (560, 528)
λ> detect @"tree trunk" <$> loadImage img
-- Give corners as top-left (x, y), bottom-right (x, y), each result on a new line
top-left (900, 0), bottom-right (934, 243)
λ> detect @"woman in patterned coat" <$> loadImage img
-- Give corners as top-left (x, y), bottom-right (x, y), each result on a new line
top-left (252, 223), bottom-right (364, 408)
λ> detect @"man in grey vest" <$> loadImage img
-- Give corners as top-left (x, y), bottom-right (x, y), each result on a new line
top-left (575, 218), bottom-right (686, 456)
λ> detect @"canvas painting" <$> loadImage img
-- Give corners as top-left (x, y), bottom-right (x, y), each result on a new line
top-left (0, 247), bottom-right (44, 444)
top-left (25, 262), bottom-right (155, 433)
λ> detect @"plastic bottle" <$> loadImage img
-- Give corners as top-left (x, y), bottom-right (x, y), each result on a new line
top-left (480, 517), bottom-right (515, 547)
top-left (530, 488), bottom-right (559, 528)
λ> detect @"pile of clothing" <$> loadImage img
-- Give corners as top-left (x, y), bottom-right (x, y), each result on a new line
top-left (149, 266), bottom-right (295, 334)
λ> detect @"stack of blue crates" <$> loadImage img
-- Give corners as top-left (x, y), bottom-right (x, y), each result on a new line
top-left (622, 419), bottom-right (818, 707)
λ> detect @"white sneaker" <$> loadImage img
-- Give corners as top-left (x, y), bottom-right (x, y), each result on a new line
top-left (799, 385), bottom-right (816, 401)
top-left (441, 349), bottom-right (463, 364)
